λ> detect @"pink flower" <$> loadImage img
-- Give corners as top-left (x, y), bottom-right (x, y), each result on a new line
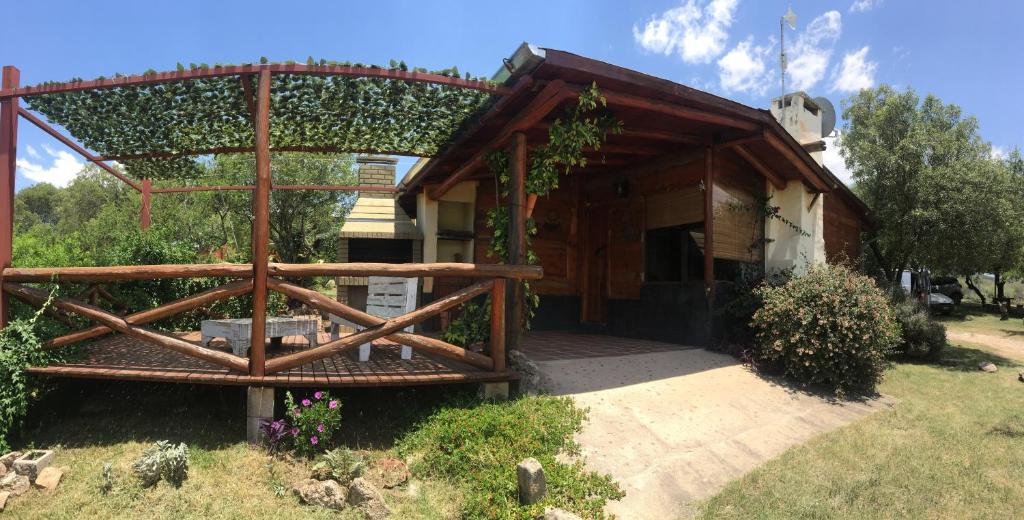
top-left (301, 399), bottom-right (312, 407)
top-left (292, 407), bottom-right (300, 415)
top-left (290, 427), bottom-right (299, 437)
top-left (310, 436), bottom-right (319, 445)
top-left (328, 400), bottom-right (339, 409)
top-left (317, 423), bottom-right (325, 433)
top-left (314, 391), bottom-right (323, 400)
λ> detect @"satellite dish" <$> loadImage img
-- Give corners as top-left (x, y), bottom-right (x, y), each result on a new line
top-left (814, 96), bottom-right (836, 137)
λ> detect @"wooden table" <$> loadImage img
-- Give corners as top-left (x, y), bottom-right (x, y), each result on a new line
top-left (201, 316), bottom-right (319, 357)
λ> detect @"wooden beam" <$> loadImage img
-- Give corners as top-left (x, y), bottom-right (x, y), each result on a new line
top-left (703, 144), bottom-right (715, 301)
top-left (17, 107), bottom-right (142, 191)
top-left (268, 262), bottom-right (543, 280)
top-left (428, 80), bottom-right (575, 200)
top-left (4, 282), bottom-right (248, 372)
top-left (44, 279), bottom-right (253, 350)
top-left (150, 184), bottom-right (396, 194)
top-left (0, 66), bottom-right (18, 329)
top-left (490, 278), bottom-right (507, 372)
top-left (714, 129), bottom-right (766, 150)
top-left (239, 74), bottom-right (258, 130)
top-left (602, 90), bottom-right (759, 131)
top-left (264, 279), bottom-right (495, 374)
top-left (0, 63), bottom-right (510, 99)
top-left (763, 130), bottom-right (830, 192)
top-left (267, 278), bottom-right (494, 370)
top-left (250, 68), bottom-right (272, 377)
top-left (731, 145), bottom-right (787, 190)
top-left (140, 179), bottom-right (152, 229)
top-left (617, 128), bottom-right (704, 144)
top-left (507, 132), bottom-right (527, 349)
top-left (98, 145), bottom-right (433, 162)
top-left (1, 263), bottom-right (253, 282)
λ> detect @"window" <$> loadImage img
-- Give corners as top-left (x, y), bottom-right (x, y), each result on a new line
top-left (644, 224), bottom-right (705, 282)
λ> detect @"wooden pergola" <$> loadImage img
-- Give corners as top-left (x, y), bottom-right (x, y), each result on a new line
top-left (0, 62), bottom-right (539, 384)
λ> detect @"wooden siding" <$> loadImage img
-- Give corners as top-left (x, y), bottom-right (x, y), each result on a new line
top-left (823, 192), bottom-right (864, 265)
top-left (713, 154), bottom-right (765, 263)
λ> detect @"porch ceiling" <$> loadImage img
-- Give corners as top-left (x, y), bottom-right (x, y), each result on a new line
top-left (399, 48), bottom-right (832, 211)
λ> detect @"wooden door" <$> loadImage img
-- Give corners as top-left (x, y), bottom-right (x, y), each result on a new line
top-left (582, 204), bottom-right (609, 323)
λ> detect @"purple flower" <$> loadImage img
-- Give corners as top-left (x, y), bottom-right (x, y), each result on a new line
top-left (310, 436), bottom-right (319, 445)
top-left (290, 427), bottom-right (299, 437)
top-left (328, 400), bottom-right (339, 409)
top-left (301, 399), bottom-right (312, 407)
top-left (292, 407), bottom-right (300, 415)
top-left (317, 423), bottom-right (325, 433)
top-left (314, 391), bottom-right (323, 400)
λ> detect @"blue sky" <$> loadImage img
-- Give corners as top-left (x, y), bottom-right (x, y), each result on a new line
top-left (3, 0), bottom-right (1022, 190)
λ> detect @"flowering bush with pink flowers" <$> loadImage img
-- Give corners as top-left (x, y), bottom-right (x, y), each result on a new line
top-left (283, 390), bottom-right (342, 457)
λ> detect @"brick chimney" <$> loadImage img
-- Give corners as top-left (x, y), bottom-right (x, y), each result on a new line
top-left (356, 155), bottom-right (397, 198)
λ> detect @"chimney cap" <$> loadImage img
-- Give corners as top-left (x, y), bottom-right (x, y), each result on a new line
top-left (357, 154), bottom-right (398, 165)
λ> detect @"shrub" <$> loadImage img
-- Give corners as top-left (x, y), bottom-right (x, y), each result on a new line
top-left (753, 264), bottom-right (901, 396)
top-left (715, 265), bottom-right (792, 354)
top-left (0, 299), bottom-right (58, 452)
top-left (397, 396), bottom-right (622, 519)
top-left (891, 296), bottom-right (947, 359)
top-left (311, 448), bottom-right (365, 484)
top-left (132, 440), bottom-right (189, 487)
top-left (285, 391), bottom-right (342, 457)
top-left (442, 299), bottom-right (491, 348)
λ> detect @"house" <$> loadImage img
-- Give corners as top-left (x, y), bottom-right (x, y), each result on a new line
top-left (398, 43), bottom-right (872, 345)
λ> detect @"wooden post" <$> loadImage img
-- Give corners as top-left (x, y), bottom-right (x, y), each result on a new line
top-left (490, 278), bottom-right (507, 372)
top-left (0, 66), bottom-right (20, 330)
top-left (140, 178), bottom-right (152, 230)
top-left (249, 68), bottom-right (272, 377)
top-left (703, 143), bottom-right (715, 338)
top-left (506, 132), bottom-right (527, 349)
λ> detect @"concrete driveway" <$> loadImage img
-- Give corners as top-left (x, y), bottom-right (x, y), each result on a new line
top-left (519, 333), bottom-right (896, 519)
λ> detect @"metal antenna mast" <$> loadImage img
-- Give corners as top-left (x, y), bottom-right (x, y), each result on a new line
top-left (780, 6), bottom-right (797, 119)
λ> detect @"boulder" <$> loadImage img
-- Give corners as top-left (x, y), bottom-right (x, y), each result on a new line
top-left (293, 478), bottom-right (348, 511)
top-left (517, 457), bottom-right (546, 505)
top-left (366, 458), bottom-right (410, 489)
top-left (0, 491), bottom-right (8, 512)
top-left (34, 466), bottom-right (63, 491)
top-left (0, 472), bottom-right (30, 497)
top-left (0, 452), bottom-right (21, 472)
top-left (979, 362), bottom-right (998, 373)
top-left (348, 477), bottom-right (390, 519)
top-left (543, 507), bottom-right (584, 520)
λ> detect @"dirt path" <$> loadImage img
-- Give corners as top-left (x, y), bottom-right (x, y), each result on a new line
top-left (946, 328), bottom-right (1024, 362)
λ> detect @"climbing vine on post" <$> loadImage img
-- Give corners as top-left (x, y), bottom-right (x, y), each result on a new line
top-left (445, 83), bottom-right (622, 346)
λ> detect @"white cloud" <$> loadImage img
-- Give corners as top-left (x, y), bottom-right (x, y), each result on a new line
top-left (991, 145), bottom-right (1008, 160)
top-left (849, 0), bottom-right (882, 13)
top-left (823, 134), bottom-right (854, 185)
top-left (25, 145), bottom-right (40, 159)
top-left (16, 144), bottom-right (85, 188)
top-left (633, 0), bottom-right (739, 64)
top-left (830, 46), bottom-right (877, 92)
top-left (786, 10), bottom-right (842, 92)
top-left (717, 36), bottom-right (775, 94)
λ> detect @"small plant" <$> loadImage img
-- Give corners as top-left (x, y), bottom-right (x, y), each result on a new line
top-left (259, 418), bottom-right (290, 454)
top-left (753, 264), bottom-right (901, 396)
top-left (311, 448), bottom-right (365, 484)
top-left (132, 440), bottom-right (190, 488)
top-left (285, 391), bottom-right (342, 457)
top-left (890, 294), bottom-right (947, 359)
top-left (99, 463), bottom-right (114, 495)
top-left (0, 293), bottom-right (56, 452)
top-left (442, 299), bottom-right (491, 348)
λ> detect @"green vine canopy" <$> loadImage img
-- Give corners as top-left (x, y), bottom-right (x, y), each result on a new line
top-left (24, 59), bottom-right (497, 180)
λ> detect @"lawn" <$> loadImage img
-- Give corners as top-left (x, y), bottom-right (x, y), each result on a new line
top-left (696, 342), bottom-right (1024, 519)
top-left (2, 381), bottom-right (617, 519)
top-left (936, 302), bottom-right (1024, 336)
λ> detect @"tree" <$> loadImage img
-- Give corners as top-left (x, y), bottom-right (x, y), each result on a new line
top-left (839, 85), bottom-right (1021, 289)
top-left (207, 152), bottom-right (357, 265)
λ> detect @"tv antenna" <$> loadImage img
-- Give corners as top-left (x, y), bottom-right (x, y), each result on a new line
top-left (780, 6), bottom-right (797, 118)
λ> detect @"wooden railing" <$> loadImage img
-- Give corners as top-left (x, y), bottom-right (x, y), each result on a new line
top-left (1, 262), bottom-right (542, 378)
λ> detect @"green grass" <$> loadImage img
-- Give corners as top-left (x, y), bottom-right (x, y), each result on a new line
top-left (960, 277), bottom-right (1024, 305)
top-left (3, 382), bottom-right (611, 519)
top-left (936, 302), bottom-right (1024, 336)
top-left (696, 342), bottom-right (1024, 519)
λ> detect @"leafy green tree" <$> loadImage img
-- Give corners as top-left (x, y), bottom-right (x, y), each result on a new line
top-left (839, 85), bottom-right (1022, 289)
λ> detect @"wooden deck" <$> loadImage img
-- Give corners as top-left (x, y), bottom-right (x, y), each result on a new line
top-left (27, 331), bottom-right (516, 387)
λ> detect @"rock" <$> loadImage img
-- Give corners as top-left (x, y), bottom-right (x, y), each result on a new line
top-left (979, 362), bottom-right (998, 373)
top-left (517, 457), bottom-right (546, 505)
top-left (0, 491), bottom-right (8, 512)
top-left (543, 507), bottom-right (583, 520)
top-left (509, 349), bottom-right (547, 395)
top-left (0, 452), bottom-right (21, 472)
top-left (292, 478), bottom-right (348, 510)
top-left (13, 450), bottom-right (54, 482)
top-left (34, 466), bottom-right (63, 491)
top-left (0, 472), bottom-right (30, 497)
top-left (0, 463), bottom-right (5, 478)
top-left (366, 458), bottom-right (409, 489)
top-left (348, 477), bottom-right (390, 519)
